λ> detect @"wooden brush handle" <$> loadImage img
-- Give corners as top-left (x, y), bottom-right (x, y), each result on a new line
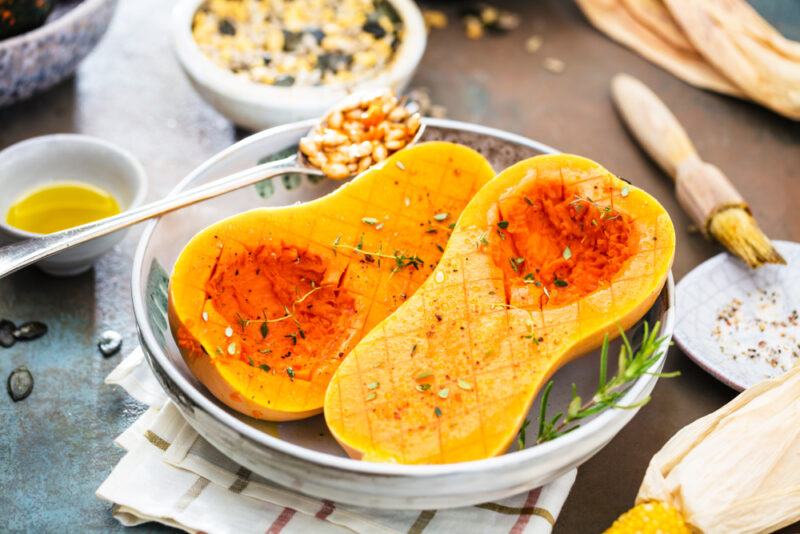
top-left (611, 73), bottom-right (747, 233)
top-left (611, 73), bottom-right (697, 179)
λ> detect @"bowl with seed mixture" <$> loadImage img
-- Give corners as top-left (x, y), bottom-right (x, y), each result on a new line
top-left (173, 0), bottom-right (426, 130)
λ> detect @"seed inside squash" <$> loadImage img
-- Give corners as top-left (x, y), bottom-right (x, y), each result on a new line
top-left (492, 179), bottom-right (636, 306)
top-left (202, 245), bottom-right (357, 381)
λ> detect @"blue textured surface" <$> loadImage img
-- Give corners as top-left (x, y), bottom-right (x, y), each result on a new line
top-left (1, 0), bottom-right (798, 532)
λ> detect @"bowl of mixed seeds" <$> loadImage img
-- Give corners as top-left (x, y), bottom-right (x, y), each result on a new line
top-left (173, 0), bottom-right (426, 130)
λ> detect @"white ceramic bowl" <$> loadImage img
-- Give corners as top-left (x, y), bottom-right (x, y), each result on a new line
top-left (172, 0), bottom-right (427, 130)
top-left (132, 119), bottom-right (675, 509)
top-left (0, 134), bottom-right (147, 276)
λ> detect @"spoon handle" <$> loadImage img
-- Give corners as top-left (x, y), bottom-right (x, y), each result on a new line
top-left (0, 155), bottom-right (322, 279)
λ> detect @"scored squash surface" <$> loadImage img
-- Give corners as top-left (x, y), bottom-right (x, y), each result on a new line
top-left (324, 154), bottom-right (675, 463)
top-left (169, 142), bottom-right (494, 421)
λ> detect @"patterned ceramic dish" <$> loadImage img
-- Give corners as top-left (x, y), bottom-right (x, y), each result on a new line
top-left (674, 241), bottom-right (799, 391)
top-left (0, 0), bottom-right (118, 107)
top-left (131, 119), bottom-right (675, 509)
top-left (171, 0), bottom-right (426, 130)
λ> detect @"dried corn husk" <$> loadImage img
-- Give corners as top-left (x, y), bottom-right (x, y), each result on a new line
top-left (665, 0), bottom-right (800, 119)
top-left (619, 0), bottom-right (693, 52)
top-left (638, 364), bottom-right (800, 533)
top-left (576, 0), bottom-right (742, 96)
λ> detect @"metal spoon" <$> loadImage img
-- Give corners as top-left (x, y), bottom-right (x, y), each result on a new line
top-left (0, 92), bottom-right (424, 279)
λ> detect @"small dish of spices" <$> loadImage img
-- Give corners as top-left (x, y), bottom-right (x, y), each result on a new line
top-left (172, 0), bottom-right (426, 130)
top-left (675, 240), bottom-right (799, 390)
top-left (0, 134), bottom-right (147, 276)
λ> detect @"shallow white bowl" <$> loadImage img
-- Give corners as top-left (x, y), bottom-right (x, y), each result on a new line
top-left (0, 134), bottom-right (147, 276)
top-left (171, 0), bottom-right (427, 130)
top-left (132, 119), bottom-right (675, 509)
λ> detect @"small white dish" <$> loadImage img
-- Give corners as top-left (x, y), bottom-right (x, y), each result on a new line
top-left (0, 134), bottom-right (147, 276)
top-left (675, 241), bottom-right (799, 391)
top-left (171, 0), bottom-right (427, 130)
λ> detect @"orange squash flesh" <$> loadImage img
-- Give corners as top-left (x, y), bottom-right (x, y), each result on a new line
top-left (168, 142), bottom-right (495, 421)
top-left (324, 154), bottom-right (675, 463)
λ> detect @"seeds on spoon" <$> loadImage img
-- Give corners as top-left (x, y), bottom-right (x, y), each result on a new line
top-left (300, 90), bottom-right (422, 179)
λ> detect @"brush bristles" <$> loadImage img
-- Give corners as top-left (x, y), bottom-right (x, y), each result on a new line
top-left (708, 208), bottom-right (786, 269)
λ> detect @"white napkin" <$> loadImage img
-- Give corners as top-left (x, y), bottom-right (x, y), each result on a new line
top-left (96, 348), bottom-right (576, 533)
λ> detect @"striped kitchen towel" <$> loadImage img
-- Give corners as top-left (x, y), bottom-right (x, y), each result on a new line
top-left (96, 348), bottom-right (576, 534)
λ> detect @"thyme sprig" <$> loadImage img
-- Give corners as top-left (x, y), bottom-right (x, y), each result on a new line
top-left (332, 235), bottom-right (423, 273)
top-left (521, 321), bottom-right (677, 447)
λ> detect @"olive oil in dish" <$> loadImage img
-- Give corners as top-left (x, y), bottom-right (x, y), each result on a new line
top-left (6, 181), bottom-right (121, 234)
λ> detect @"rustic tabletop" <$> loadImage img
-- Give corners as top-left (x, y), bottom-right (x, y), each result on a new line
top-left (2, 0), bottom-right (799, 531)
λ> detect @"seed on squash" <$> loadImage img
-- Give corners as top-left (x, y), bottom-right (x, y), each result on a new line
top-left (7, 366), bottom-right (33, 402)
top-left (0, 319), bottom-right (16, 348)
top-left (14, 321), bottom-right (48, 341)
top-left (98, 330), bottom-right (123, 357)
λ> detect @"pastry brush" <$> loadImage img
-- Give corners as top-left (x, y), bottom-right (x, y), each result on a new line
top-left (611, 73), bottom-right (784, 268)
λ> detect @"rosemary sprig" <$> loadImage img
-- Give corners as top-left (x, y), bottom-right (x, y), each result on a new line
top-left (523, 321), bottom-right (677, 446)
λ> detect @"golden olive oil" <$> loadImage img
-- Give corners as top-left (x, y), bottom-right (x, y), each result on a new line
top-left (6, 181), bottom-right (122, 234)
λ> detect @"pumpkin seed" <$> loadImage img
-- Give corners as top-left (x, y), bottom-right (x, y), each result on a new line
top-left (14, 321), bottom-right (47, 341)
top-left (7, 366), bottom-right (33, 402)
top-left (98, 330), bottom-right (123, 357)
top-left (0, 319), bottom-right (15, 348)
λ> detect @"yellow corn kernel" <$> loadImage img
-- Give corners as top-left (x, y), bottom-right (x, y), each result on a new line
top-left (605, 501), bottom-right (690, 534)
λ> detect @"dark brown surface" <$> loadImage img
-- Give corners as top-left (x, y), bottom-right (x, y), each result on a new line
top-left (1, 0), bottom-right (798, 531)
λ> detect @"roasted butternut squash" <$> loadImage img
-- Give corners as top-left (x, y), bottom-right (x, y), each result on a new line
top-left (169, 142), bottom-right (495, 421)
top-left (324, 154), bottom-right (675, 463)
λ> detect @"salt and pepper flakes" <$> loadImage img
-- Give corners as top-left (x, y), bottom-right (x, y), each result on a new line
top-left (712, 288), bottom-right (800, 376)
top-left (192, 0), bottom-right (403, 87)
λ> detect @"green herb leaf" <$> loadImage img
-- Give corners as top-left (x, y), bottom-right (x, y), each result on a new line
top-left (367, 381), bottom-right (380, 390)
top-left (259, 364), bottom-right (271, 372)
top-left (362, 217), bottom-right (379, 225)
top-left (434, 406), bottom-right (442, 417)
top-left (416, 371), bottom-right (432, 380)
top-left (554, 278), bottom-right (568, 287)
top-left (497, 220), bottom-right (509, 230)
top-left (433, 212), bottom-right (449, 221)
top-left (458, 379), bottom-right (473, 390)
top-left (260, 322), bottom-right (269, 339)
top-left (517, 418), bottom-right (531, 449)
top-left (536, 321), bottom-right (678, 444)
top-left (416, 383), bottom-right (431, 392)
top-left (562, 246), bottom-right (572, 261)
top-left (366, 391), bottom-right (377, 401)
top-left (287, 367), bottom-right (295, 380)
top-left (438, 388), bottom-right (449, 399)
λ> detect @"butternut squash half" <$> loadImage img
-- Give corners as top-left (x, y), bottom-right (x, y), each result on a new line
top-left (324, 154), bottom-right (675, 463)
top-left (169, 142), bottom-right (494, 421)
